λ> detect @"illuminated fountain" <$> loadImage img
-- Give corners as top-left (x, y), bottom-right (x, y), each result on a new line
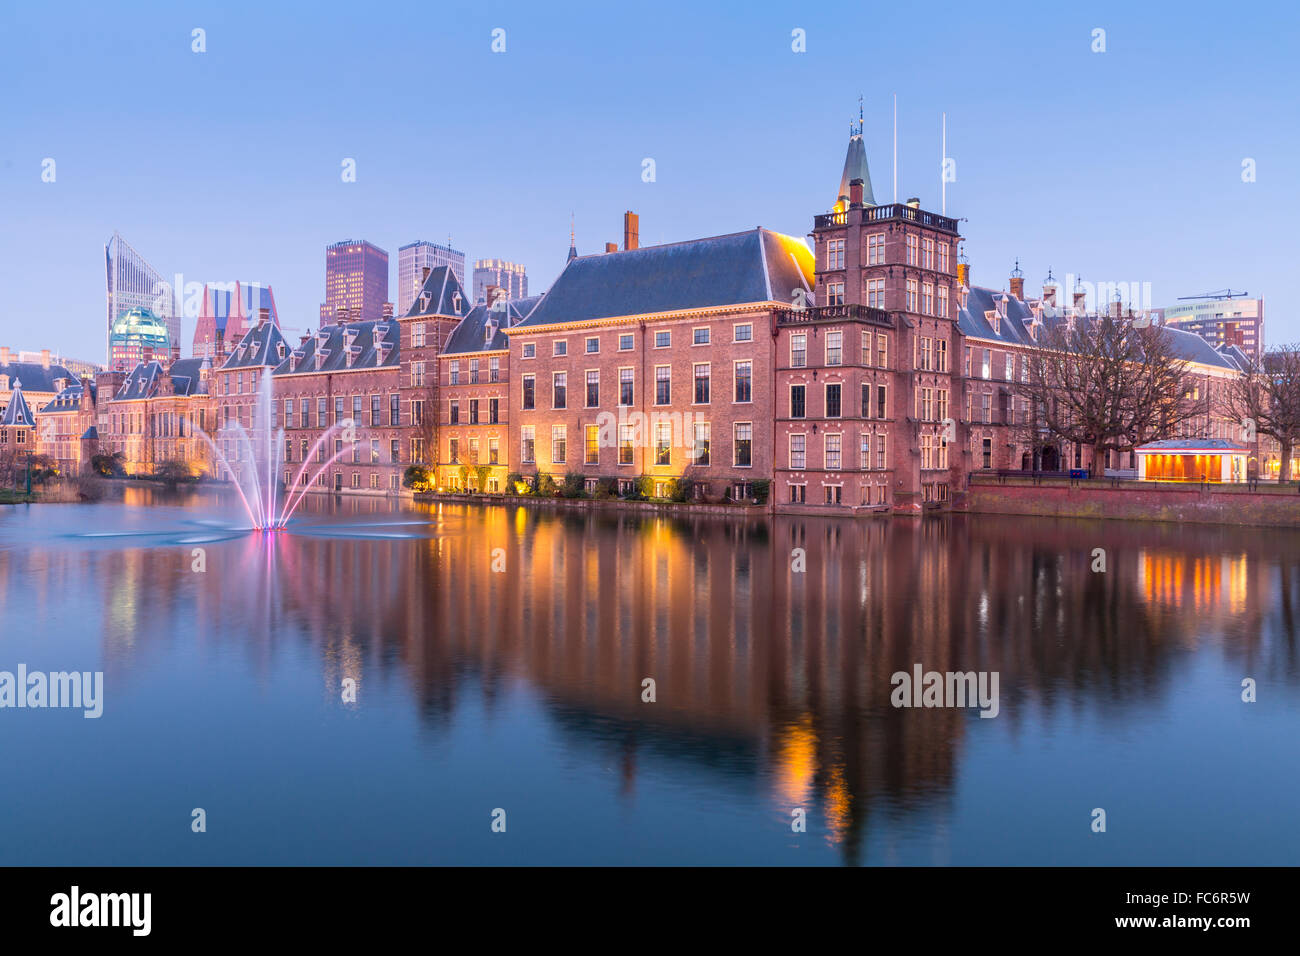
top-left (191, 369), bottom-right (358, 532)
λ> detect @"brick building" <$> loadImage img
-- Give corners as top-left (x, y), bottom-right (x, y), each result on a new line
top-left (398, 266), bottom-right (473, 469)
top-left (34, 377), bottom-right (99, 473)
top-left (94, 358), bottom-right (212, 475)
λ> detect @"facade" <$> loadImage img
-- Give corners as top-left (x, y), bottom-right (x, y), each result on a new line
top-left (34, 377), bottom-right (98, 474)
top-left (105, 232), bottom-right (174, 365)
top-left (109, 307), bottom-right (173, 371)
top-left (1160, 295), bottom-right (1264, 363)
top-left (270, 316), bottom-right (404, 495)
top-left (506, 228), bottom-right (812, 501)
top-left (193, 282), bottom-right (279, 361)
top-left (472, 259), bottom-right (527, 304)
top-left (398, 241), bottom-right (466, 315)
top-left (95, 359), bottom-right (212, 475)
top-left (0, 380), bottom-right (36, 454)
top-left (435, 295), bottom-right (540, 491)
top-left (0, 348), bottom-right (79, 426)
top-left (319, 240), bottom-right (389, 323)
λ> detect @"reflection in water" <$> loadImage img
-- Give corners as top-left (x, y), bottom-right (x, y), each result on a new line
top-left (0, 487), bottom-right (1297, 865)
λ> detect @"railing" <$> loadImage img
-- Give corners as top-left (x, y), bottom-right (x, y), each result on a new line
top-left (813, 204), bottom-right (960, 234)
top-left (775, 304), bottom-right (893, 327)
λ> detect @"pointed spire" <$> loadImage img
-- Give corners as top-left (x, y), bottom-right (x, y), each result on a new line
top-left (837, 104), bottom-right (876, 208)
top-left (568, 213), bottom-right (577, 262)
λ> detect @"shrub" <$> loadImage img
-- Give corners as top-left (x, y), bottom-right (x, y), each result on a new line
top-left (561, 472), bottom-right (587, 498)
top-left (752, 479), bottom-right (771, 504)
top-left (670, 477), bottom-right (692, 503)
top-left (536, 472), bottom-right (558, 497)
top-left (91, 451), bottom-right (126, 477)
top-left (403, 464), bottom-right (433, 492)
top-left (593, 477), bottom-right (616, 500)
top-left (154, 458), bottom-right (193, 486)
top-left (474, 464), bottom-right (492, 493)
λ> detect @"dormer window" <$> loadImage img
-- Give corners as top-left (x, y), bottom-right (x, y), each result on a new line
top-left (985, 309), bottom-right (1000, 335)
top-left (452, 292), bottom-right (462, 313)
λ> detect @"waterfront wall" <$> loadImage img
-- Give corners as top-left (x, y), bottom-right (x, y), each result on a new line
top-left (960, 478), bottom-right (1300, 527)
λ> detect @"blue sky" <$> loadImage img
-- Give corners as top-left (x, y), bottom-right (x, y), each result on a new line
top-left (1, 0), bottom-right (1296, 360)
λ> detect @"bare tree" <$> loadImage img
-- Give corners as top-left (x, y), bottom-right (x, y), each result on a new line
top-left (1222, 344), bottom-right (1300, 481)
top-left (1014, 313), bottom-right (1203, 475)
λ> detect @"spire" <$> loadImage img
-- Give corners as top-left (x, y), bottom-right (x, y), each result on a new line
top-left (837, 100), bottom-right (876, 209)
top-left (567, 213), bottom-right (577, 262)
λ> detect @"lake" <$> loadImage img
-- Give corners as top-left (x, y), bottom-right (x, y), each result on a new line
top-left (1, 488), bottom-right (1296, 865)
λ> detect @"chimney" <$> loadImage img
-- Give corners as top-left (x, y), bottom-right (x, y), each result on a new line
top-left (486, 285), bottom-right (502, 311)
top-left (0, 347), bottom-right (9, 366)
top-left (258, 307), bottom-right (271, 327)
top-left (1043, 284), bottom-right (1058, 307)
top-left (382, 302), bottom-right (394, 319)
top-left (1008, 260), bottom-right (1025, 301)
top-left (215, 329), bottom-right (226, 364)
top-left (605, 242), bottom-right (618, 253)
top-left (905, 197), bottom-right (921, 209)
top-left (336, 306), bottom-right (348, 326)
top-left (623, 210), bottom-right (639, 251)
top-left (422, 266), bottom-right (431, 282)
top-left (1110, 295), bottom-right (1123, 318)
top-left (40, 349), bottom-right (51, 369)
top-left (849, 177), bottom-right (864, 207)
top-left (1072, 289), bottom-right (1088, 313)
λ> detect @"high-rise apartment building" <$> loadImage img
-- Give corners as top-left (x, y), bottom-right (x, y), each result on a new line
top-left (472, 259), bottom-right (527, 304)
top-left (398, 241), bottom-right (466, 315)
top-left (319, 240), bottom-right (389, 323)
top-left (1158, 294), bottom-right (1264, 362)
top-left (105, 232), bottom-right (174, 364)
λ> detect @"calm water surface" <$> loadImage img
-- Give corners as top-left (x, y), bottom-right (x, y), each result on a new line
top-left (1, 488), bottom-right (1297, 865)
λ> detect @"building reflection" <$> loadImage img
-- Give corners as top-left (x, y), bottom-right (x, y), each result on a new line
top-left (6, 492), bottom-right (1297, 864)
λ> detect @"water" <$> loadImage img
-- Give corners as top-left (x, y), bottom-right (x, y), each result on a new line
top-left (0, 488), bottom-right (1297, 865)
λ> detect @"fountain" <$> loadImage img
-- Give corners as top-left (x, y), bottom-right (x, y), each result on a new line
top-left (190, 367), bottom-right (360, 531)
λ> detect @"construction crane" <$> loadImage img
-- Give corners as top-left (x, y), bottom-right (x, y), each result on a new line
top-left (1178, 289), bottom-right (1248, 300)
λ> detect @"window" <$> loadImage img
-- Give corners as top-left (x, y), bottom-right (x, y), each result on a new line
top-left (734, 423), bottom-right (752, 467)
top-left (790, 434), bottom-right (806, 469)
top-left (982, 349), bottom-right (992, 379)
top-left (876, 434), bottom-right (887, 470)
top-left (390, 439), bottom-right (400, 463)
top-left (694, 363), bottom-right (710, 404)
top-left (553, 340), bottom-right (567, 356)
top-left (791, 333), bottom-right (807, 368)
top-left (937, 339), bottom-right (948, 372)
top-left (284, 399), bottom-right (294, 429)
top-left (448, 361), bottom-right (459, 385)
top-left (981, 393), bottom-right (992, 423)
top-left (861, 383), bottom-right (871, 418)
top-left (877, 333), bottom-right (888, 368)
top-left (521, 426), bottom-right (535, 463)
top-left (522, 342), bottom-right (536, 358)
top-left (867, 233), bottom-right (885, 265)
top-left (867, 278), bottom-right (885, 308)
top-left (370, 395), bottom-right (381, 426)
top-left (655, 366), bottom-right (670, 405)
top-left (585, 370), bottom-right (599, 407)
top-left (469, 359), bottom-right (480, 384)
top-left (825, 485), bottom-right (842, 505)
top-left (919, 336), bottom-right (932, 371)
top-left (825, 383), bottom-right (842, 418)
top-left (937, 286), bottom-right (949, 320)
top-left (334, 397), bottom-right (345, 425)
top-left (922, 283), bottom-right (934, 315)
top-left (655, 422), bottom-right (671, 465)
top-left (654, 331), bottom-right (671, 348)
top-left (922, 237), bottom-right (935, 270)
top-left (585, 336), bottom-right (599, 354)
top-left (860, 433), bottom-right (871, 470)
top-left (553, 372), bottom-right (567, 409)
top-left (734, 323), bottom-right (753, 342)
top-left (825, 331), bottom-right (842, 366)
top-left (906, 234), bottom-right (918, 265)
top-left (920, 386), bottom-right (933, 421)
top-left (449, 399), bottom-right (459, 424)
top-left (693, 422), bottom-right (710, 464)
top-left (937, 388), bottom-right (949, 423)
top-left (489, 357), bottom-right (500, 382)
top-left (906, 279), bottom-right (918, 312)
top-left (791, 384), bottom-right (806, 419)
top-left (370, 438), bottom-right (379, 464)
top-left (618, 425), bottom-right (635, 465)
top-left (938, 242), bottom-right (951, 274)
top-left (352, 395), bottom-right (362, 424)
top-left (734, 361), bottom-right (752, 403)
top-left (982, 437), bottom-right (992, 469)
top-left (522, 374), bottom-right (535, 410)
top-left (351, 472), bottom-right (360, 489)
top-left (1005, 353), bottom-right (1014, 381)
top-left (790, 484), bottom-right (807, 504)
top-left (619, 368), bottom-right (634, 406)
top-left (876, 384), bottom-right (887, 419)
top-left (411, 399), bottom-right (424, 426)
top-left (826, 434), bottom-right (842, 470)
top-left (965, 347), bottom-right (972, 377)
top-left (389, 394), bottom-right (400, 427)
top-left (469, 399), bottom-right (479, 425)
top-left (449, 438), bottom-right (459, 463)
top-left (585, 424), bottom-right (600, 464)
top-left (551, 425), bottom-right (566, 463)
top-left (693, 327), bottom-right (710, 345)
top-left (619, 333), bottom-right (634, 351)
top-left (489, 398), bottom-right (499, 424)
top-left (489, 438), bottom-right (499, 464)
top-left (827, 282), bottom-right (845, 306)
top-left (826, 238), bottom-right (845, 270)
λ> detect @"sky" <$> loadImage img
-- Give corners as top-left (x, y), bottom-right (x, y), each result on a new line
top-left (1, 0), bottom-right (1297, 362)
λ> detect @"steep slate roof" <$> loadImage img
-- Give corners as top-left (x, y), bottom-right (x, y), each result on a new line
top-left (0, 359), bottom-right (77, 393)
top-left (39, 378), bottom-right (96, 414)
top-left (0, 382), bottom-right (35, 427)
top-left (115, 362), bottom-right (164, 400)
top-left (513, 228), bottom-right (814, 330)
top-left (837, 133), bottom-right (876, 207)
top-left (404, 266), bottom-right (472, 319)
top-left (1136, 438), bottom-right (1249, 451)
top-left (274, 320), bottom-right (401, 375)
top-left (167, 358), bottom-right (209, 397)
top-left (222, 322), bottom-right (289, 370)
top-left (958, 286), bottom-right (1240, 372)
top-left (444, 295), bottom-right (544, 355)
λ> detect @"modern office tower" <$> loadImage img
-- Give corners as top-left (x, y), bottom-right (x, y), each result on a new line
top-left (1159, 293), bottom-right (1265, 362)
top-left (472, 259), bottom-right (527, 304)
top-left (319, 240), bottom-right (389, 323)
top-left (398, 241), bottom-right (466, 315)
top-left (105, 232), bottom-right (174, 364)
top-left (108, 307), bottom-right (172, 371)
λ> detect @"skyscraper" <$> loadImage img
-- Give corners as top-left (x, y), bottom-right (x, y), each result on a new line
top-left (108, 307), bottom-right (172, 371)
top-left (319, 240), bottom-right (389, 323)
top-left (472, 259), bottom-right (528, 303)
top-left (398, 241), bottom-right (466, 315)
top-left (1158, 294), bottom-right (1265, 362)
top-left (105, 232), bottom-right (173, 364)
